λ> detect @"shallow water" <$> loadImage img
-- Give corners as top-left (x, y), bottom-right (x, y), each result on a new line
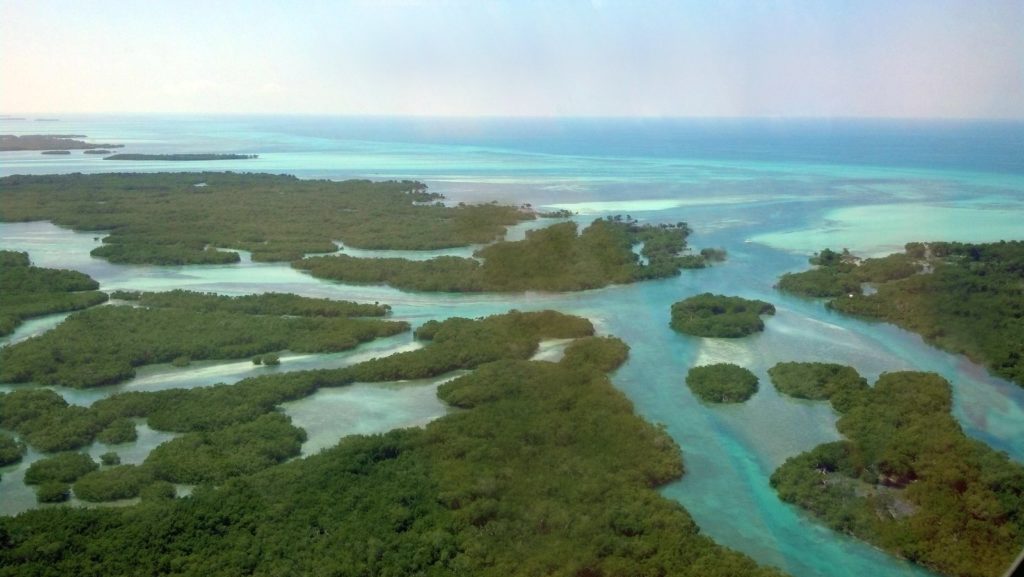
top-left (2, 116), bottom-right (1023, 576)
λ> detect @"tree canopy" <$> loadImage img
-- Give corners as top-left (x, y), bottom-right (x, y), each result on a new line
top-left (771, 368), bottom-right (1024, 577)
top-left (296, 218), bottom-right (714, 292)
top-left (670, 293), bottom-right (775, 338)
top-left (777, 242), bottom-right (1024, 387)
top-left (0, 319), bottom-right (784, 577)
top-left (685, 363), bottom-right (759, 403)
top-left (0, 172), bottom-right (530, 263)
top-left (0, 290), bottom-right (407, 388)
top-left (0, 250), bottom-right (108, 336)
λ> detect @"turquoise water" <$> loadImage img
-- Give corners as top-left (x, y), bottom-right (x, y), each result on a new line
top-left (2, 116), bottom-right (1023, 576)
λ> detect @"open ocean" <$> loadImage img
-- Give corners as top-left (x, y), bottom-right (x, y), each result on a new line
top-left (2, 116), bottom-right (1023, 576)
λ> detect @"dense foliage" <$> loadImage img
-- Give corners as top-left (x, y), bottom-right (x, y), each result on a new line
top-left (0, 290), bottom-right (407, 387)
top-left (767, 362), bottom-right (868, 412)
top-left (73, 465), bottom-right (152, 502)
top-left (771, 369), bottom-right (1024, 577)
top-left (685, 363), bottom-right (759, 403)
top-left (110, 289), bottom-right (391, 317)
top-left (296, 218), bottom-right (712, 292)
top-left (0, 331), bottom-right (784, 576)
top-left (778, 242), bottom-right (1024, 387)
top-left (777, 248), bottom-right (921, 298)
top-left (23, 453), bottom-right (98, 485)
top-left (0, 433), bottom-right (26, 466)
top-left (145, 413), bottom-right (306, 484)
top-left (670, 293), bottom-right (776, 337)
top-left (0, 172), bottom-right (530, 263)
top-left (0, 250), bottom-right (108, 336)
top-left (0, 311), bottom-right (592, 457)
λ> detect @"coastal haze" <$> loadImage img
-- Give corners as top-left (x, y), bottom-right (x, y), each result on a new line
top-left (1, 2), bottom-right (1023, 577)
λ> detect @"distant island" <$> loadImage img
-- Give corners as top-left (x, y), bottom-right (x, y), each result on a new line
top-left (83, 149), bottom-right (112, 154)
top-left (0, 173), bottom-right (530, 263)
top-left (0, 134), bottom-right (123, 151)
top-left (41, 150), bottom-right (71, 155)
top-left (778, 242), bottom-right (1024, 387)
top-left (670, 293), bottom-right (775, 337)
top-left (103, 153), bottom-right (258, 161)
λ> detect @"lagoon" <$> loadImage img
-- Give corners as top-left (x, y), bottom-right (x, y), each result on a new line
top-left (1, 116), bottom-right (1022, 577)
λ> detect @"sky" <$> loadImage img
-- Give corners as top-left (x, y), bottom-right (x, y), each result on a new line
top-left (2, 0), bottom-right (1022, 118)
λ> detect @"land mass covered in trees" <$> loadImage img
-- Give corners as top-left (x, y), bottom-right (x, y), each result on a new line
top-left (685, 363), bottom-right (759, 403)
top-left (296, 218), bottom-right (716, 292)
top-left (0, 250), bottom-right (108, 336)
top-left (0, 310), bottom-right (784, 576)
top-left (670, 293), bottom-right (775, 337)
top-left (0, 134), bottom-right (123, 151)
top-left (0, 290), bottom-right (406, 388)
top-left (769, 363), bottom-right (1024, 577)
top-left (104, 153), bottom-right (258, 161)
top-left (777, 242), bottom-right (1024, 387)
top-left (0, 172), bottom-right (531, 263)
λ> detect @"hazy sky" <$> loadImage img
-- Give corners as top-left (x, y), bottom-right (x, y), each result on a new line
top-left (2, 0), bottom-right (1022, 118)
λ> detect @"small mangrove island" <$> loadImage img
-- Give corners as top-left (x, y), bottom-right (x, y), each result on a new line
top-left (685, 363), bottom-right (759, 403)
top-left (769, 365), bottom-right (1024, 577)
top-left (0, 134), bottom-right (123, 151)
top-left (296, 217), bottom-right (714, 292)
top-left (104, 153), bottom-right (258, 161)
top-left (778, 242), bottom-right (1024, 387)
top-left (670, 293), bottom-right (775, 337)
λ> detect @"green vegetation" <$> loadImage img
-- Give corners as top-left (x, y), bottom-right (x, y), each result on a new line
top-left (0, 290), bottom-right (407, 388)
top-left (0, 433), bottom-right (26, 466)
top-left (0, 172), bottom-right (530, 263)
top-left (104, 153), bottom-right (258, 161)
top-left (35, 482), bottom-right (70, 503)
top-left (768, 362), bottom-right (869, 412)
top-left (771, 369), bottom-right (1024, 577)
top-left (0, 310), bottom-right (592, 457)
top-left (0, 134), bottom-right (122, 151)
top-left (670, 293), bottom-right (775, 337)
top-left (73, 465), bottom-right (151, 502)
top-left (145, 413), bottom-right (306, 484)
top-left (297, 218), bottom-right (714, 292)
top-left (96, 418), bottom-right (137, 444)
top-left (0, 389), bottom-right (103, 453)
top-left (779, 242), bottom-right (1024, 387)
top-left (110, 289), bottom-right (391, 317)
top-left (777, 248), bottom-right (922, 298)
top-left (0, 326), bottom-right (783, 576)
top-left (341, 309), bottom-right (595, 381)
top-left (99, 452), bottom-right (121, 466)
top-left (23, 453), bottom-right (97, 485)
top-left (685, 363), bottom-right (759, 403)
top-left (0, 250), bottom-right (108, 336)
